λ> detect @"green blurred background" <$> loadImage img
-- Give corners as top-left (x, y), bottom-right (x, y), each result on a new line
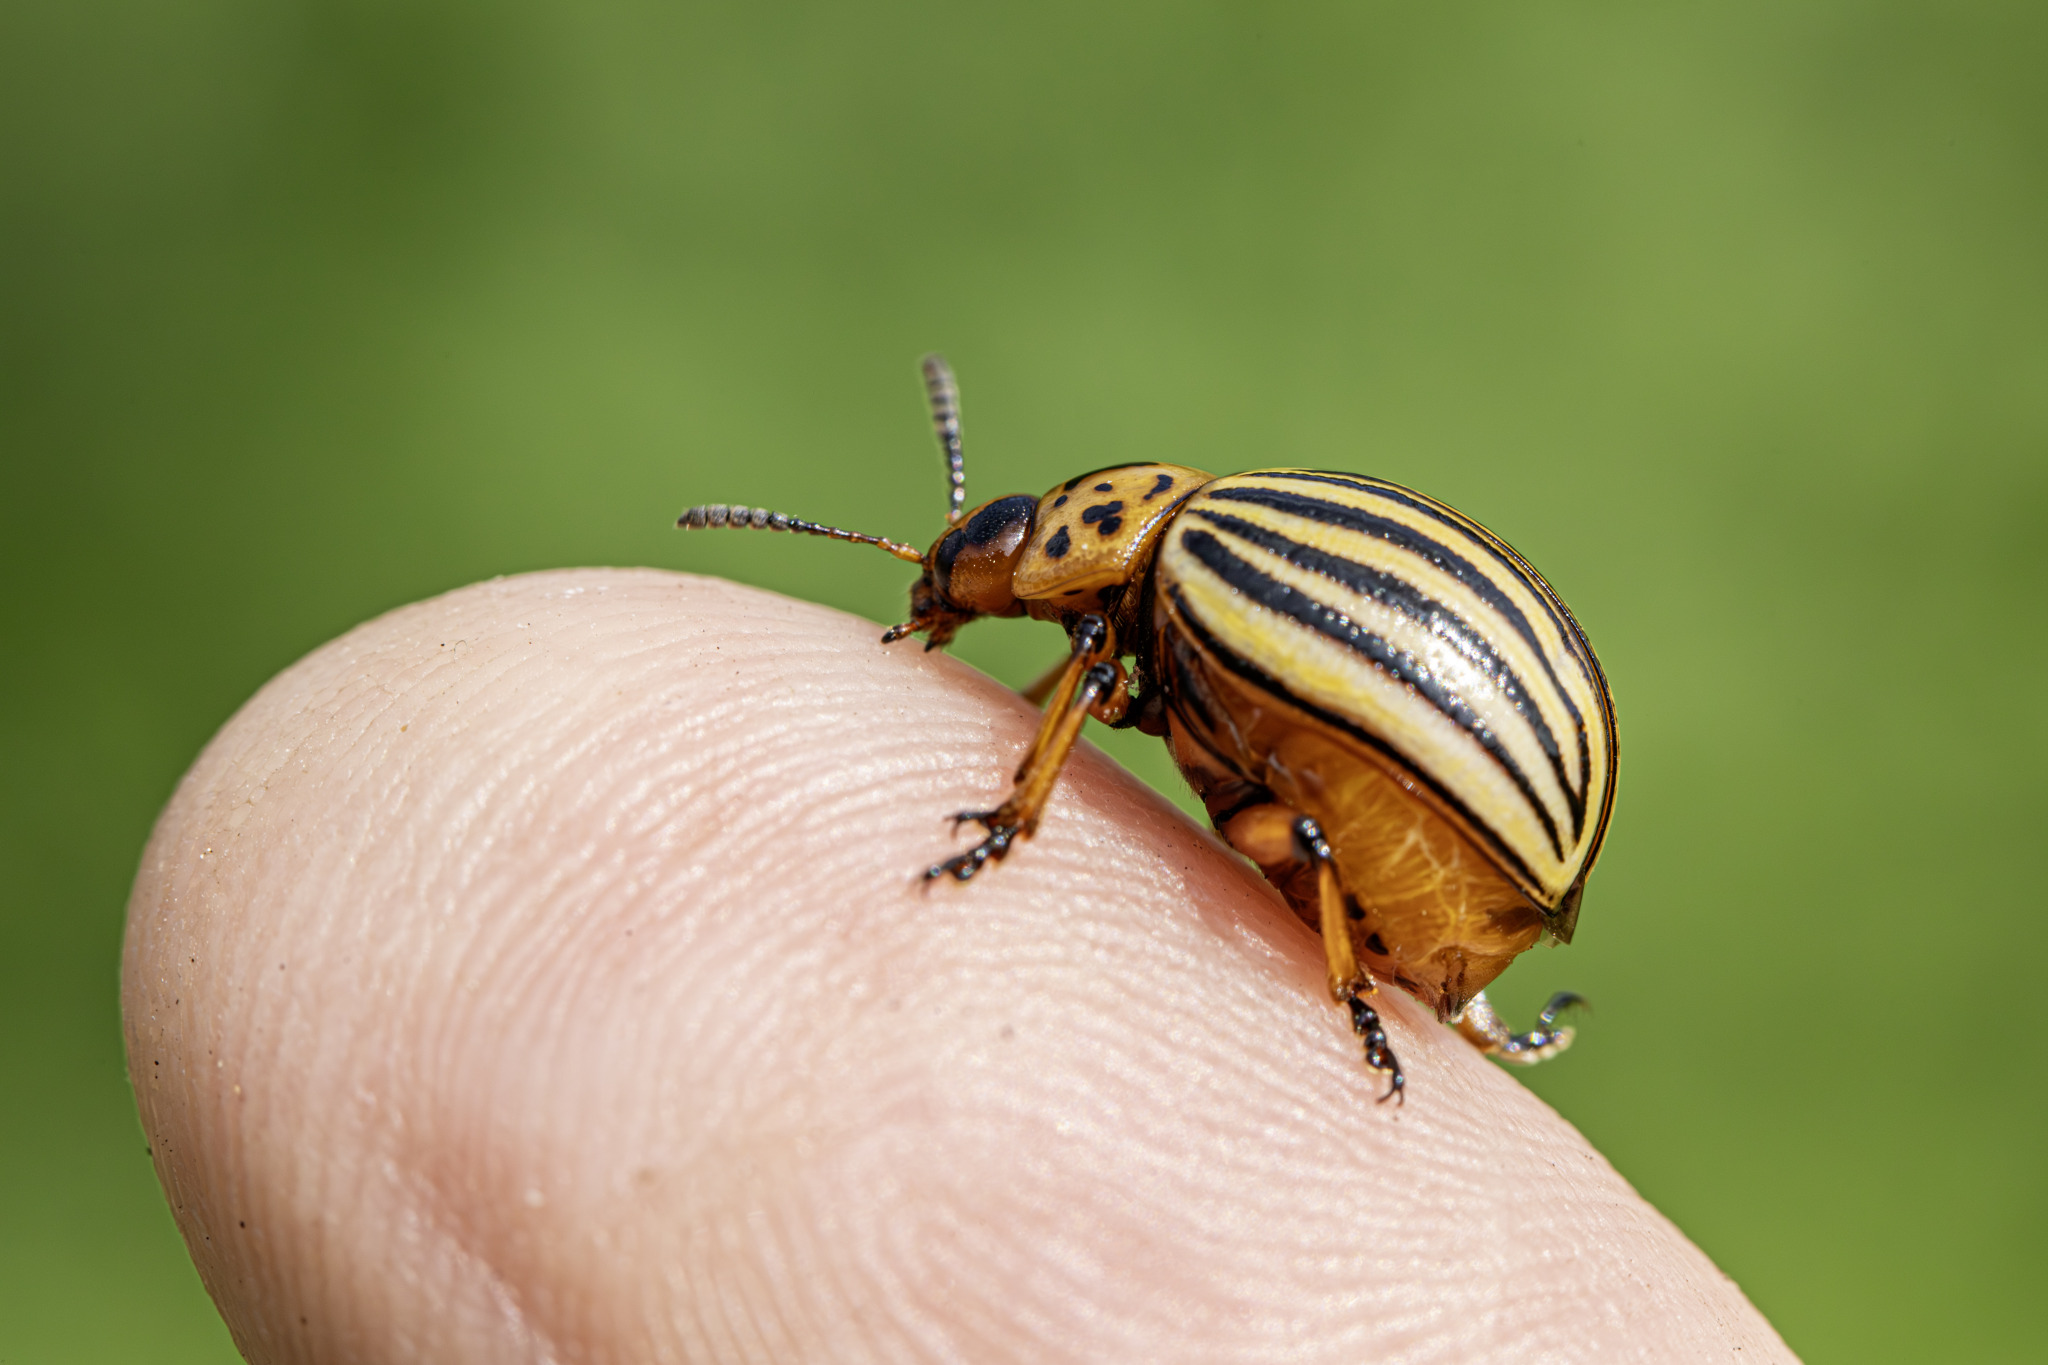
top-left (3, 1), bottom-right (2043, 1359)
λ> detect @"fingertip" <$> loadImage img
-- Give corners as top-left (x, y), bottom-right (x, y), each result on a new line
top-left (125, 568), bottom-right (1795, 1364)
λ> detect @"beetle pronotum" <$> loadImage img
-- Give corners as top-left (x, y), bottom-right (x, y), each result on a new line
top-left (680, 357), bottom-right (1618, 1100)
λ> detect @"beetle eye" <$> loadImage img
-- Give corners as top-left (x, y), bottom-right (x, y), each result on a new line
top-left (933, 494), bottom-right (1036, 615)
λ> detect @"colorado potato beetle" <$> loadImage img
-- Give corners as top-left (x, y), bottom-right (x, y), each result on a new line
top-left (680, 357), bottom-right (1618, 1100)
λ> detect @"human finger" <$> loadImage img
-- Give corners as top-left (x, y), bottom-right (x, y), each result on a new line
top-left (124, 568), bottom-right (1793, 1363)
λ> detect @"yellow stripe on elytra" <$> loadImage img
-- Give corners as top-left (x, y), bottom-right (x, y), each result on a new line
top-left (1206, 520), bottom-right (1581, 849)
top-left (1163, 531), bottom-right (1572, 887)
top-left (1187, 486), bottom-right (1592, 799)
top-left (1222, 473), bottom-right (1606, 745)
top-left (1207, 471), bottom-right (1613, 828)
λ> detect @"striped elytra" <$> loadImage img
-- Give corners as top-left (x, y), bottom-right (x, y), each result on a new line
top-left (1153, 470), bottom-right (1617, 1020)
top-left (678, 357), bottom-right (1619, 1091)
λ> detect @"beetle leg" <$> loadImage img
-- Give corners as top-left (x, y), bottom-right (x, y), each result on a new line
top-left (1288, 816), bottom-right (1361, 1002)
top-left (1221, 807), bottom-right (1406, 1102)
top-left (1289, 816), bottom-right (1404, 1102)
top-left (1083, 659), bottom-right (1131, 725)
top-left (1455, 990), bottom-right (1585, 1066)
top-left (928, 656), bottom-right (1120, 882)
top-left (1018, 655), bottom-right (1069, 706)
top-left (1218, 806), bottom-right (1407, 1101)
top-left (1000, 615), bottom-right (1113, 791)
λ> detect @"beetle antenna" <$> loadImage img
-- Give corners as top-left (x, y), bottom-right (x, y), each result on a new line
top-left (922, 354), bottom-right (966, 525)
top-left (677, 504), bottom-right (925, 564)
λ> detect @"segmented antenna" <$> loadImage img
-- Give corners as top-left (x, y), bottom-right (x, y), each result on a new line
top-left (922, 354), bottom-right (966, 525)
top-left (677, 504), bottom-right (924, 563)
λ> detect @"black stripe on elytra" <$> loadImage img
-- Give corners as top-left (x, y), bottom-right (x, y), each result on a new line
top-left (1161, 616), bottom-right (1227, 740)
top-left (1188, 508), bottom-right (1582, 836)
top-left (1163, 585), bottom-right (1545, 894)
top-left (1202, 481), bottom-right (1589, 798)
top-left (1262, 474), bottom-right (1597, 684)
top-left (1178, 528), bottom-right (1564, 861)
top-left (1263, 474), bottom-right (1577, 645)
top-left (1260, 471), bottom-right (1603, 807)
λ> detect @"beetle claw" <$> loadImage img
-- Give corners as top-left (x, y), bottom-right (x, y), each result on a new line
top-left (949, 808), bottom-right (1003, 832)
top-left (1454, 990), bottom-right (1585, 1065)
top-left (1346, 991), bottom-right (1406, 1105)
top-left (925, 823), bottom-right (1019, 882)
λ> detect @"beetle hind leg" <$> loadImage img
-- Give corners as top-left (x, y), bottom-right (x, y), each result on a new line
top-left (1220, 804), bottom-right (1402, 1101)
top-left (1456, 990), bottom-right (1585, 1065)
top-left (1295, 816), bottom-right (1405, 1104)
top-left (1346, 994), bottom-right (1405, 1104)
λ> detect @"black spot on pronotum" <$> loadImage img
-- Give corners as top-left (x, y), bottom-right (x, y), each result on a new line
top-left (1145, 473), bottom-right (1176, 500)
top-left (1094, 481), bottom-right (1114, 492)
top-left (1045, 525), bottom-right (1071, 558)
top-left (1053, 494), bottom-right (1068, 508)
top-left (1097, 517), bottom-right (1123, 535)
top-left (1080, 501), bottom-right (1124, 524)
top-left (1365, 932), bottom-right (1388, 954)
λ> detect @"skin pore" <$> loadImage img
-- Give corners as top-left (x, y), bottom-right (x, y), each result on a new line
top-left (123, 569), bottom-right (1794, 1364)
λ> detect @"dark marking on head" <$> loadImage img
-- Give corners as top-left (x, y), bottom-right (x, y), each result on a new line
top-left (1044, 525), bottom-right (1071, 558)
top-left (1365, 932), bottom-right (1388, 954)
top-left (1053, 494), bottom-right (1068, 508)
top-left (1346, 901), bottom-right (1365, 921)
top-left (1094, 481), bottom-right (1115, 492)
top-left (933, 494), bottom-right (1037, 577)
top-left (1080, 501), bottom-right (1124, 524)
top-left (1145, 473), bottom-right (1176, 501)
top-left (1097, 516), bottom-right (1123, 536)
top-left (964, 495), bottom-right (1034, 545)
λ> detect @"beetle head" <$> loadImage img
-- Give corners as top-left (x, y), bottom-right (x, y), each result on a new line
top-left (889, 494), bottom-right (1037, 649)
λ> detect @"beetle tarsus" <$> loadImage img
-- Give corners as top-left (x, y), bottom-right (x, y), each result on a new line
top-left (925, 823), bottom-right (1018, 881)
top-left (1455, 990), bottom-right (1585, 1065)
top-left (1346, 992), bottom-right (1406, 1104)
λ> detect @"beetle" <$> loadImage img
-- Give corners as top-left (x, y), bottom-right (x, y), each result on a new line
top-left (679, 356), bottom-right (1618, 1100)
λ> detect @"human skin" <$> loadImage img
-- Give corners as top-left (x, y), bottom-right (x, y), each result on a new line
top-left (123, 568), bottom-right (1796, 1364)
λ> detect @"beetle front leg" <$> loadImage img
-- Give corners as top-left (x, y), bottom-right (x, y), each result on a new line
top-left (928, 661), bottom-right (1119, 881)
top-left (928, 619), bottom-right (1119, 882)
top-left (1003, 614), bottom-right (1112, 780)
